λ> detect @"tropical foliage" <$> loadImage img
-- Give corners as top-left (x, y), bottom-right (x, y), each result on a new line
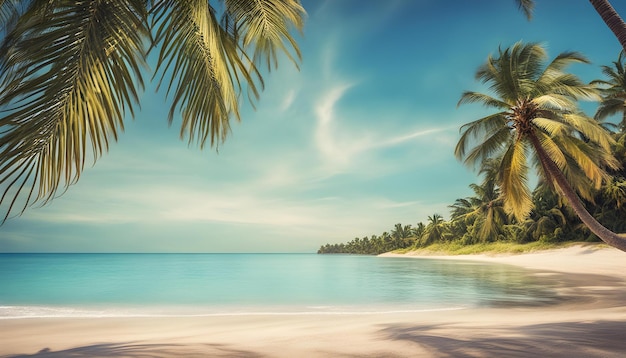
top-left (319, 48), bottom-right (626, 255)
top-left (0, 0), bottom-right (305, 222)
top-left (456, 42), bottom-right (626, 251)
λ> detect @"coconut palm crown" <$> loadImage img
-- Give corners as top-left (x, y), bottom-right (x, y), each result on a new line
top-left (0, 0), bottom-right (306, 222)
top-left (456, 42), bottom-right (626, 251)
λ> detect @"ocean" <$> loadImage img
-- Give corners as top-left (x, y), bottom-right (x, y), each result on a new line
top-left (0, 253), bottom-right (558, 319)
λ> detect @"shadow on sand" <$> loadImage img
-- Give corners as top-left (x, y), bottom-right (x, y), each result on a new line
top-left (381, 320), bottom-right (626, 358)
top-left (2, 342), bottom-right (263, 358)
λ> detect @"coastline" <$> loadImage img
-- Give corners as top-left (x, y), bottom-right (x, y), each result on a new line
top-left (379, 243), bottom-right (626, 278)
top-left (2, 245), bottom-right (626, 357)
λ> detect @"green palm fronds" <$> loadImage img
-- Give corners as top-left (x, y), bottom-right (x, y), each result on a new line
top-left (593, 51), bottom-right (626, 131)
top-left (224, 0), bottom-right (305, 70)
top-left (0, 1), bottom-right (149, 221)
top-left (152, 0), bottom-right (254, 148)
top-left (0, 0), bottom-right (306, 221)
top-left (515, 0), bottom-right (534, 20)
top-left (456, 42), bottom-right (617, 222)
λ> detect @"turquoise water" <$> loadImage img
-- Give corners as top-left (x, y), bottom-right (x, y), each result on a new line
top-left (0, 254), bottom-right (557, 318)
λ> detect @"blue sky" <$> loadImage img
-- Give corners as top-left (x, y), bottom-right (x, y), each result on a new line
top-left (2, 0), bottom-right (625, 253)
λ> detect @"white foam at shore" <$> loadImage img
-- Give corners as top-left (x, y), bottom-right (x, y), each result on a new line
top-left (0, 305), bottom-right (467, 319)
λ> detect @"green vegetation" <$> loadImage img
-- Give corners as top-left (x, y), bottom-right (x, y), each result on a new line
top-left (393, 241), bottom-right (605, 256)
top-left (0, 1), bottom-right (305, 222)
top-left (319, 46), bottom-right (626, 255)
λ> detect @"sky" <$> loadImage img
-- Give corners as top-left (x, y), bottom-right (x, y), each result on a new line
top-left (2, 0), bottom-right (626, 253)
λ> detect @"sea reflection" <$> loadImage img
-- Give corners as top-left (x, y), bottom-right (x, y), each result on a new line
top-left (373, 257), bottom-right (562, 308)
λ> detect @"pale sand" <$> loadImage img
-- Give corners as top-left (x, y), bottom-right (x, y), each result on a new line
top-left (2, 244), bottom-right (626, 357)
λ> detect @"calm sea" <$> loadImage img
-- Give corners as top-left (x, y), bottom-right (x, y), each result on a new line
top-left (0, 253), bottom-right (558, 319)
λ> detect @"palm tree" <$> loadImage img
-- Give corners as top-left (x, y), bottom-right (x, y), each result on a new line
top-left (391, 223), bottom-right (414, 248)
top-left (470, 159), bottom-right (508, 242)
top-left (421, 213), bottom-right (449, 246)
top-left (525, 183), bottom-right (570, 241)
top-left (0, 0), bottom-right (305, 221)
top-left (453, 187), bottom-right (507, 244)
top-left (593, 51), bottom-right (626, 132)
top-left (380, 231), bottom-right (393, 251)
top-left (515, 0), bottom-right (626, 52)
top-left (456, 42), bottom-right (626, 251)
top-left (411, 222), bottom-right (426, 239)
top-left (588, 0), bottom-right (626, 52)
top-left (449, 160), bottom-right (509, 243)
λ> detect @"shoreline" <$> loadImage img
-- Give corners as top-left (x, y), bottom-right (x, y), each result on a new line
top-left (379, 243), bottom-right (626, 278)
top-left (2, 245), bottom-right (626, 357)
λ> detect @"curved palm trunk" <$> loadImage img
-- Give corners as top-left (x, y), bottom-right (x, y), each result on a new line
top-left (529, 134), bottom-right (626, 252)
top-left (589, 0), bottom-right (626, 52)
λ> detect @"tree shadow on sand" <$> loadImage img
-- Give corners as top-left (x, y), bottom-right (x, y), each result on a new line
top-left (380, 320), bottom-right (626, 358)
top-left (3, 342), bottom-right (264, 358)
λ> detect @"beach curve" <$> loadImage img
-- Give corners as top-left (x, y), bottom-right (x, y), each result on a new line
top-left (1, 244), bottom-right (626, 357)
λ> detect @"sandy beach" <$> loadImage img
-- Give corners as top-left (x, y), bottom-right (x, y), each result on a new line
top-left (2, 244), bottom-right (626, 357)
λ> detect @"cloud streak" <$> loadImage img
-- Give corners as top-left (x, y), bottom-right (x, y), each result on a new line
top-left (312, 80), bottom-right (458, 177)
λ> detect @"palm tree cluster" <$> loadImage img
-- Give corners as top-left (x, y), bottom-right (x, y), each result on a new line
top-left (319, 46), bottom-right (626, 255)
top-left (317, 223), bottom-right (420, 255)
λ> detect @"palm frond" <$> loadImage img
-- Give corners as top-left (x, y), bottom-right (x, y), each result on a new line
top-left (532, 94), bottom-right (577, 112)
top-left (457, 91), bottom-right (510, 109)
top-left (557, 151), bottom-right (597, 203)
top-left (152, 0), bottom-right (259, 148)
top-left (515, 0), bottom-right (534, 20)
top-left (0, 0), bottom-right (19, 32)
top-left (534, 129), bottom-right (566, 173)
top-left (542, 51), bottom-right (590, 74)
top-left (532, 117), bottom-right (568, 137)
top-left (559, 135), bottom-right (617, 188)
top-left (0, 0), bottom-right (148, 221)
top-left (500, 139), bottom-right (532, 221)
top-left (224, 0), bottom-right (305, 70)
top-left (561, 113), bottom-right (615, 151)
top-left (151, 0), bottom-right (304, 149)
top-left (462, 126), bottom-right (511, 169)
top-left (595, 97), bottom-right (626, 121)
top-left (455, 113), bottom-right (508, 163)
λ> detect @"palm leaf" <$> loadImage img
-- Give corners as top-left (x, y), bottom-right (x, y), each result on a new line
top-left (152, 0), bottom-right (256, 148)
top-left (515, 0), bottom-right (534, 20)
top-left (0, 0), bottom-right (19, 33)
top-left (0, 0), bottom-right (148, 221)
top-left (561, 112), bottom-right (615, 151)
top-left (223, 0), bottom-right (305, 70)
top-left (457, 91), bottom-right (510, 109)
top-left (462, 126), bottom-right (511, 169)
top-left (455, 112), bottom-right (508, 161)
top-left (151, 0), bottom-right (304, 149)
top-left (534, 127), bottom-right (567, 169)
top-left (595, 97), bottom-right (626, 121)
top-left (540, 51), bottom-right (590, 75)
top-left (559, 135), bottom-right (616, 188)
top-left (532, 117), bottom-right (568, 137)
top-left (500, 139), bottom-right (532, 221)
top-left (532, 94), bottom-right (576, 112)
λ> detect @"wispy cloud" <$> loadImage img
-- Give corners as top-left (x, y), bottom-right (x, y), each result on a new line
top-left (22, 180), bottom-right (439, 243)
top-left (6, 0), bottom-right (502, 252)
top-left (311, 79), bottom-right (458, 178)
top-left (279, 89), bottom-right (297, 112)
